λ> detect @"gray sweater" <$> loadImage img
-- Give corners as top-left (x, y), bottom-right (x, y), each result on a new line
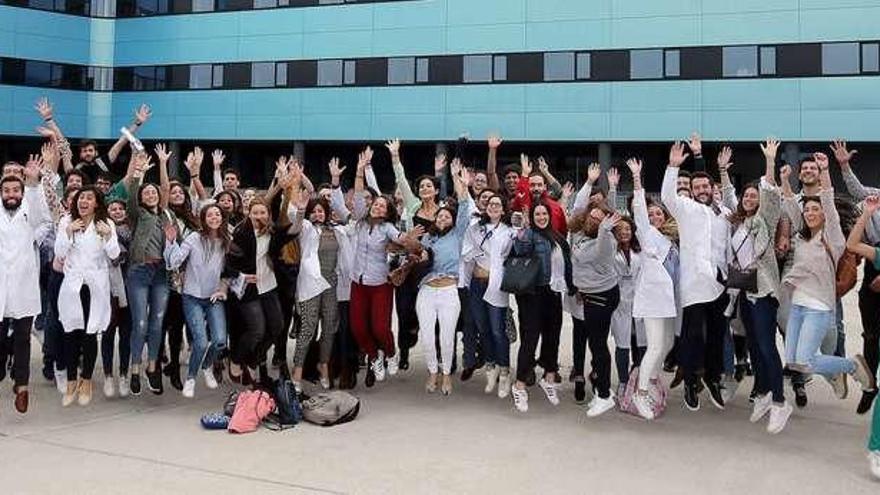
top-left (570, 222), bottom-right (619, 293)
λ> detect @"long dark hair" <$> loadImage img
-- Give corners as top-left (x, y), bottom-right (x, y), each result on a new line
top-left (168, 181), bottom-right (200, 231)
top-left (305, 197), bottom-right (333, 226)
top-left (568, 198), bottom-right (613, 236)
top-left (198, 204), bottom-right (231, 252)
top-left (797, 195), bottom-right (858, 241)
top-left (614, 215), bottom-right (641, 253)
top-left (215, 189), bottom-right (244, 226)
top-left (727, 181), bottom-right (759, 227)
top-left (529, 202), bottom-right (576, 295)
top-left (71, 186), bottom-right (108, 224)
top-left (367, 194), bottom-right (400, 226)
top-left (136, 182), bottom-right (162, 213)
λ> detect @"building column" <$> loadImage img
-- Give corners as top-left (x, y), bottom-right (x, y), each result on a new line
top-left (598, 143), bottom-right (612, 171)
top-left (168, 141), bottom-right (181, 179)
top-left (783, 142), bottom-right (800, 189)
top-left (292, 141), bottom-right (305, 164)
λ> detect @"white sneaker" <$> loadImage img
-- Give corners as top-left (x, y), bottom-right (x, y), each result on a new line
top-left (852, 354), bottom-right (877, 392)
top-left (586, 395), bottom-right (616, 418)
top-left (103, 376), bottom-right (116, 398)
top-left (823, 373), bottom-right (848, 399)
top-left (721, 375), bottom-right (739, 404)
top-left (386, 352), bottom-right (399, 377)
top-left (203, 369), bottom-right (218, 390)
top-left (118, 375), bottom-right (130, 398)
top-left (497, 372), bottom-right (511, 399)
top-left (767, 401), bottom-right (793, 434)
top-left (868, 451), bottom-right (880, 480)
top-left (512, 386), bottom-right (529, 412)
top-left (182, 378), bottom-right (196, 398)
top-left (484, 365), bottom-right (499, 394)
top-left (633, 392), bottom-right (655, 420)
top-left (750, 393), bottom-right (772, 423)
top-left (372, 354), bottom-right (387, 382)
top-left (55, 367), bottom-right (68, 394)
top-left (538, 378), bottom-right (560, 406)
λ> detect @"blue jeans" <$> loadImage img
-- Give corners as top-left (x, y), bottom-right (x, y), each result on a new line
top-left (740, 295), bottom-right (785, 403)
top-left (127, 263), bottom-right (169, 367)
top-left (785, 304), bottom-right (855, 377)
top-left (468, 279), bottom-right (509, 368)
top-left (182, 294), bottom-right (227, 380)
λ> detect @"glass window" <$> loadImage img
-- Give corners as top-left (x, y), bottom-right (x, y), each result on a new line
top-left (253, 0), bottom-right (274, 7)
top-left (317, 59), bottom-right (343, 86)
top-left (343, 60), bottom-right (356, 85)
top-left (544, 52), bottom-right (574, 81)
top-left (630, 49), bottom-right (663, 79)
top-left (24, 61), bottom-right (52, 86)
top-left (388, 57), bottom-right (415, 85)
top-left (416, 58), bottom-right (429, 83)
top-left (28, 0), bottom-right (55, 11)
top-left (133, 66), bottom-right (155, 91)
top-left (665, 50), bottom-right (680, 77)
top-left (760, 46), bottom-right (776, 75)
top-left (822, 42), bottom-right (860, 75)
top-left (576, 52), bottom-right (591, 80)
top-left (493, 55), bottom-right (507, 81)
top-left (191, 0), bottom-right (214, 11)
top-left (88, 67), bottom-right (113, 91)
top-left (863, 43), bottom-right (879, 72)
top-left (212, 65), bottom-right (224, 87)
top-left (463, 55), bottom-right (492, 83)
top-left (723, 46), bottom-right (757, 77)
top-left (251, 62), bottom-right (275, 88)
top-left (275, 62), bottom-right (287, 86)
top-left (189, 64), bottom-right (212, 89)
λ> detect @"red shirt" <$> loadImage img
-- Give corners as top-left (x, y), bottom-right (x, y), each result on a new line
top-left (509, 176), bottom-right (568, 236)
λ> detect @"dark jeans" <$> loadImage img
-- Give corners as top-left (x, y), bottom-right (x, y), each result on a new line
top-left (679, 292), bottom-right (729, 386)
top-left (573, 286), bottom-right (621, 399)
top-left (460, 287), bottom-right (485, 369)
top-left (515, 286), bottom-right (562, 383)
top-left (102, 297), bottom-right (131, 377)
top-left (160, 290), bottom-right (186, 367)
top-left (467, 278), bottom-right (509, 367)
top-left (395, 282), bottom-right (420, 352)
top-left (739, 295), bottom-right (785, 403)
top-left (64, 286), bottom-right (98, 381)
top-left (44, 270), bottom-right (66, 372)
top-left (333, 301), bottom-right (359, 370)
top-left (276, 287), bottom-right (295, 364)
top-left (234, 291), bottom-right (283, 368)
top-left (859, 287), bottom-right (880, 390)
top-left (0, 317), bottom-right (35, 387)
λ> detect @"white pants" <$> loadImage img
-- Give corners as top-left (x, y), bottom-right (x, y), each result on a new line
top-left (416, 285), bottom-right (460, 375)
top-left (638, 317), bottom-right (676, 391)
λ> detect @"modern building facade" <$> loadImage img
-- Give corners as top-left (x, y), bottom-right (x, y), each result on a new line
top-left (2, 0), bottom-right (880, 187)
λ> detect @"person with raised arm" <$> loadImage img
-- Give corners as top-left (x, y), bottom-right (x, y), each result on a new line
top-left (509, 154), bottom-right (568, 235)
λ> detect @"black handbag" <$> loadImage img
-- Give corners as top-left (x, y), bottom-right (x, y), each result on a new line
top-left (500, 255), bottom-right (540, 295)
top-left (727, 228), bottom-right (758, 293)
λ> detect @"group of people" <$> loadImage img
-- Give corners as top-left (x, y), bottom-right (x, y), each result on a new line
top-left (0, 99), bottom-right (878, 479)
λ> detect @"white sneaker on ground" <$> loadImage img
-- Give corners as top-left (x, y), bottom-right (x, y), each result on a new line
top-left (203, 369), bottom-right (218, 390)
top-left (586, 395), bottom-right (616, 418)
top-left (823, 373), bottom-right (848, 399)
top-left (868, 451), bottom-right (880, 480)
top-left (497, 372), bottom-right (511, 398)
top-left (182, 378), bottom-right (196, 398)
top-left (512, 386), bottom-right (528, 412)
top-left (484, 365), bottom-right (499, 394)
top-left (386, 352), bottom-right (399, 377)
top-left (54, 367), bottom-right (67, 394)
top-left (538, 378), bottom-right (560, 406)
top-left (750, 393), bottom-right (772, 423)
top-left (633, 392), bottom-right (655, 420)
top-left (118, 375), bottom-right (130, 398)
top-left (103, 376), bottom-right (116, 398)
top-left (372, 354), bottom-right (386, 382)
top-left (767, 401), bottom-right (793, 434)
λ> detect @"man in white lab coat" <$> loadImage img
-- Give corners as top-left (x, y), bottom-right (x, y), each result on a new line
top-left (0, 160), bottom-right (52, 413)
top-left (661, 142), bottom-right (732, 412)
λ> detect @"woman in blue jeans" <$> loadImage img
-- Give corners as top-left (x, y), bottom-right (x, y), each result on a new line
top-left (462, 194), bottom-right (514, 399)
top-left (125, 147), bottom-right (173, 396)
top-left (781, 153), bottom-right (875, 404)
top-left (164, 204), bottom-right (229, 398)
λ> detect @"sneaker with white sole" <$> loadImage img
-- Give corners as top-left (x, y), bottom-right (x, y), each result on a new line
top-left (823, 373), bottom-right (848, 399)
top-left (118, 375), bottom-right (130, 398)
top-left (386, 352), bottom-right (399, 377)
top-left (538, 378), bottom-right (560, 406)
top-left (182, 378), bottom-right (196, 398)
top-left (633, 392), bottom-right (655, 420)
top-left (586, 395), bottom-right (616, 418)
top-left (55, 367), bottom-right (68, 394)
top-left (750, 393), bottom-right (772, 423)
top-left (372, 354), bottom-right (386, 382)
top-left (512, 386), bottom-right (529, 412)
top-left (497, 371), bottom-right (511, 399)
top-left (868, 451), bottom-right (880, 480)
top-left (852, 354), bottom-right (877, 392)
top-left (201, 368), bottom-right (218, 389)
top-left (484, 365), bottom-right (499, 394)
top-left (767, 401), bottom-right (792, 434)
top-left (103, 376), bottom-right (116, 398)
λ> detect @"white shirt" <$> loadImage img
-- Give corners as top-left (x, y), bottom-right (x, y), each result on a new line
top-left (255, 231), bottom-right (277, 295)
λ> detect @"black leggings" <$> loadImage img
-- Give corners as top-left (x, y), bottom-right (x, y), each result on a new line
top-left (573, 286), bottom-right (620, 399)
top-left (101, 297), bottom-right (131, 377)
top-left (859, 286), bottom-right (880, 388)
top-left (0, 317), bottom-right (35, 388)
top-left (515, 286), bottom-right (562, 383)
top-left (65, 286), bottom-right (98, 381)
top-left (160, 291), bottom-right (186, 367)
top-left (234, 291), bottom-right (283, 368)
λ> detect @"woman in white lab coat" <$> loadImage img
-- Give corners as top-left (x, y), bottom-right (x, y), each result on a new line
top-left (610, 215), bottom-right (646, 393)
top-left (55, 186), bottom-right (120, 407)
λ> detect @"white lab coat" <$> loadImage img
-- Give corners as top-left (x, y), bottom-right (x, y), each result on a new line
top-left (462, 222), bottom-right (514, 308)
top-left (610, 250), bottom-right (646, 348)
top-left (661, 168), bottom-right (730, 307)
top-left (54, 216), bottom-right (120, 334)
top-left (289, 204), bottom-right (353, 303)
top-left (0, 185), bottom-right (51, 319)
top-left (631, 189), bottom-right (679, 318)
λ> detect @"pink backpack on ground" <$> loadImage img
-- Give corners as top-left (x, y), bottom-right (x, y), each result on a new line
top-left (228, 390), bottom-right (276, 434)
top-left (618, 367), bottom-right (668, 418)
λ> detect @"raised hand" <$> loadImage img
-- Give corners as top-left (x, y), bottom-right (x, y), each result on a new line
top-left (41, 141), bottom-right (60, 174)
top-left (67, 218), bottom-right (86, 237)
top-left (716, 146), bottom-right (733, 172)
top-left (434, 153), bottom-right (447, 174)
top-left (385, 139), bottom-right (401, 155)
top-left (606, 167), bottom-right (620, 189)
top-left (586, 162), bottom-right (601, 185)
top-left (761, 137), bottom-right (781, 160)
top-left (668, 141), bottom-right (690, 168)
top-left (780, 164), bottom-right (792, 183)
top-left (830, 139), bottom-right (857, 166)
top-left (95, 220), bottom-right (112, 240)
top-left (602, 211), bottom-right (623, 230)
top-left (686, 131), bottom-right (702, 157)
top-left (814, 152), bottom-right (830, 171)
top-left (450, 157), bottom-right (462, 178)
top-left (24, 154), bottom-right (43, 185)
top-left (864, 195), bottom-right (880, 215)
top-left (190, 147), bottom-right (204, 175)
top-left (537, 157), bottom-right (551, 176)
top-left (328, 157), bottom-right (346, 178)
top-left (488, 134), bottom-right (502, 150)
top-left (211, 149), bottom-right (226, 168)
top-left (35, 97), bottom-right (53, 121)
top-left (362, 145), bottom-right (374, 164)
top-left (560, 182), bottom-right (575, 203)
top-left (626, 158), bottom-right (642, 177)
top-left (274, 156), bottom-right (290, 178)
top-left (154, 143), bottom-right (172, 163)
top-left (36, 126), bottom-right (56, 140)
top-left (520, 153), bottom-right (532, 177)
top-left (135, 104), bottom-right (152, 125)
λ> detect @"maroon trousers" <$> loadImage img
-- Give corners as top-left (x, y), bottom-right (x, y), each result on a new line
top-left (349, 282), bottom-right (395, 360)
